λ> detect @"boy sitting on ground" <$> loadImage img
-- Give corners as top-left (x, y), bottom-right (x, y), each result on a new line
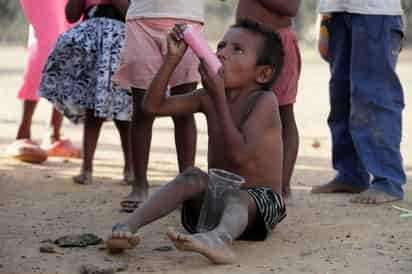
top-left (106, 19), bottom-right (286, 265)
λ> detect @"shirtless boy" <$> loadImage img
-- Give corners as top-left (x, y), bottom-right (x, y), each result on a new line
top-left (237, 0), bottom-right (301, 198)
top-left (106, 19), bottom-right (286, 265)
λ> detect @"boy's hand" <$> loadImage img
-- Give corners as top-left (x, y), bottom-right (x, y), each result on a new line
top-left (199, 59), bottom-right (225, 98)
top-left (167, 23), bottom-right (188, 63)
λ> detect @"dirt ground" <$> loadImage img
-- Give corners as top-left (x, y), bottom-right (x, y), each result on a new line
top-left (0, 46), bottom-right (411, 274)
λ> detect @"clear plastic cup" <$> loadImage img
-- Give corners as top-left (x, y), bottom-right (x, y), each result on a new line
top-left (196, 169), bottom-right (245, 232)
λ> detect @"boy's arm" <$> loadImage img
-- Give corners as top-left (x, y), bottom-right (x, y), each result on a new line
top-left (143, 24), bottom-right (203, 116)
top-left (142, 59), bottom-right (204, 116)
top-left (215, 91), bottom-right (281, 165)
top-left (258, 0), bottom-right (300, 17)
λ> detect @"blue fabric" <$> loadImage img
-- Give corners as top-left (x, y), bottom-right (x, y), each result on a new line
top-left (327, 13), bottom-right (406, 198)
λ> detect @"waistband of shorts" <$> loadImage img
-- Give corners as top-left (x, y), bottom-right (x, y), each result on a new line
top-left (127, 18), bottom-right (203, 27)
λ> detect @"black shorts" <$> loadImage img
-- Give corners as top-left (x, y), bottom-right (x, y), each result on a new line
top-left (181, 187), bottom-right (286, 241)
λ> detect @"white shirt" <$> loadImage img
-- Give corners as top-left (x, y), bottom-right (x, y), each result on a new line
top-left (126, 0), bottom-right (204, 22)
top-left (318, 0), bottom-right (403, 15)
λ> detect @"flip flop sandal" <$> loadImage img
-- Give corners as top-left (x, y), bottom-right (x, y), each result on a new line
top-left (7, 139), bottom-right (48, 164)
top-left (42, 139), bottom-right (82, 158)
top-left (120, 200), bottom-right (142, 213)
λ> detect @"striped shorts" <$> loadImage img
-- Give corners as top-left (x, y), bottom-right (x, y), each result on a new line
top-left (240, 187), bottom-right (286, 241)
top-left (181, 187), bottom-right (286, 241)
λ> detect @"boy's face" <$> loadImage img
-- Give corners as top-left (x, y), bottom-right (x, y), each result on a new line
top-left (216, 27), bottom-right (264, 89)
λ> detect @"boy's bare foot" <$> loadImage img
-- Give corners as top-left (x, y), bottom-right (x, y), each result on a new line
top-left (350, 188), bottom-right (401, 204)
top-left (167, 227), bottom-right (236, 265)
top-left (106, 223), bottom-right (140, 253)
top-left (73, 171), bottom-right (92, 185)
top-left (120, 188), bottom-right (148, 212)
top-left (311, 179), bottom-right (365, 194)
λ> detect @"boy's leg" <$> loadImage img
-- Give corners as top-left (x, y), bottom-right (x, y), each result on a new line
top-left (170, 83), bottom-right (198, 172)
top-left (107, 167), bottom-right (208, 251)
top-left (114, 119), bottom-right (133, 184)
top-left (167, 189), bottom-right (252, 264)
top-left (279, 104), bottom-right (299, 198)
top-left (16, 100), bottom-right (38, 140)
top-left (122, 89), bottom-right (154, 210)
top-left (73, 109), bottom-right (104, 185)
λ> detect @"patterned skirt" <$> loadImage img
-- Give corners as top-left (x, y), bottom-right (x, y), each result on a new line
top-left (38, 17), bottom-right (132, 123)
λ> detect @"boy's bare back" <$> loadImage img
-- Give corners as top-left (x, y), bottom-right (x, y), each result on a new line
top-left (236, 0), bottom-right (300, 30)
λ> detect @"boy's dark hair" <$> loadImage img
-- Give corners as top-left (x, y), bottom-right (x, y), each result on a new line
top-left (231, 19), bottom-right (284, 90)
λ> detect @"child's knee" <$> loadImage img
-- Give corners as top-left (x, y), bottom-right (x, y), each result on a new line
top-left (179, 167), bottom-right (208, 189)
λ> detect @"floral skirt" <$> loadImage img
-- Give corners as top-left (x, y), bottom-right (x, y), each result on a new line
top-left (38, 17), bottom-right (132, 123)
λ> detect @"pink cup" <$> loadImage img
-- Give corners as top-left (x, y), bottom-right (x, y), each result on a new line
top-left (183, 25), bottom-right (222, 74)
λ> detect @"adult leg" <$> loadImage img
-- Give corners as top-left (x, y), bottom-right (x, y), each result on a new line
top-left (168, 189), bottom-right (252, 264)
top-left (73, 109), bottom-right (104, 185)
top-left (114, 119), bottom-right (133, 184)
top-left (312, 13), bottom-right (369, 194)
top-left (348, 15), bottom-right (406, 204)
top-left (279, 104), bottom-right (299, 198)
top-left (16, 100), bottom-right (38, 140)
top-left (122, 89), bottom-right (154, 209)
top-left (170, 83), bottom-right (198, 172)
top-left (108, 167), bottom-right (208, 250)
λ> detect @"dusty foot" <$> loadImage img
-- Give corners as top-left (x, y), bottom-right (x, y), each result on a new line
top-left (106, 224), bottom-right (140, 253)
top-left (120, 188), bottom-right (148, 213)
top-left (311, 179), bottom-right (365, 194)
top-left (167, 227), bottom-right (236, 265)
top-left (350, 188), bottom-right (401, 204)
top-left (73, 171), bottom-right (93, 185)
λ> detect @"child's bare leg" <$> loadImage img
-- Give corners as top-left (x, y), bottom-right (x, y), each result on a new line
top-left (170, 83), bottom-right (198, 172)
top-left (123, 90), bottom-right (154, 207)
top-left (107, 167), bottom-right (208, 251)
top-left (114, 119), bottom-right (133, 184)
top-left (45, 107), bottom-right (64, 143)
top-left (73, 109), bottom-right (103, 185)
top-left (168, 189), bottom-right (250, 264)
top-left (279, 104), bottom-right (299, 198)
top-left (16, 100), bottom-right (38, 139)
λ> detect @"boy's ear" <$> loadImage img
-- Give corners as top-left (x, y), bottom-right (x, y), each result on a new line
top-left (256, 65), bottom-right (274, 86)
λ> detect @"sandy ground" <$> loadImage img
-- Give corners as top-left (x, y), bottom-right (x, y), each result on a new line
top-left (0, 46), bottom-right (411, 274)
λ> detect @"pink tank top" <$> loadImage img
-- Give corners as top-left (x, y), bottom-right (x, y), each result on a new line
top-left (84, 0), bottom-right (112, 10)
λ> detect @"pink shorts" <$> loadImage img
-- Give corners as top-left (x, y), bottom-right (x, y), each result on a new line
top-left (272, 26), bottom-right (301, 106)
top-left (113, 18), bottom-right (202, 91)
